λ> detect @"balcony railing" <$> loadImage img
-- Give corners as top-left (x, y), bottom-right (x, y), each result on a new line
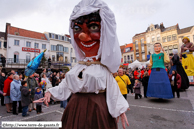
top-left (0, 58), bottom-right (72, 69)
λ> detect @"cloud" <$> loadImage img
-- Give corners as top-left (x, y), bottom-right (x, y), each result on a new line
top-left (0, 0), bottom-right (194, 45)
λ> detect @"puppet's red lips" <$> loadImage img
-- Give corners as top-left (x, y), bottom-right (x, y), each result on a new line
top-left (80, 42), bottom-right (97, 47)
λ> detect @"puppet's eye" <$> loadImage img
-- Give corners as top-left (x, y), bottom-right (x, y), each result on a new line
top-left (73, 25), bottom-right (81, 32)
top-left (90, 25), bottom-right (99, 31)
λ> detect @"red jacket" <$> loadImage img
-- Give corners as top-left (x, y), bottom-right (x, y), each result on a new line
top-left (134, 70), bottom-right (139, 79)
top-left (141, 70), bottom-right (144, 79)
top-left (3, 77), bottom-right (13, 96)
top-left (169, 74), bottom-right (181, 89)
top-left (148, 70), bottom-right (151, 76)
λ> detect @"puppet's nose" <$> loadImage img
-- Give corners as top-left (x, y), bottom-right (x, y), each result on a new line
top-left (78, 32), bottom-right (92, 42)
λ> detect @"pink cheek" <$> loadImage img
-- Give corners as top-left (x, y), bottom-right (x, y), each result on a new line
top-left (90, 33), bottom-right (100, 40)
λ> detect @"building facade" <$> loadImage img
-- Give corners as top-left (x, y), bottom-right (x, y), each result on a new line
top-left (0, 32), bottom-right (7, 58)
top-left (44, 32), bottom-right (77, 68)
top-left (122, 43), bottom-right (134, 64)
top-left (120, 45), bottom-right (125, 64)
top-left (133, 32), bottom-right (147, 61)
top-left (161, 24), bottom-right (179, 54)
top-left (5, 23), bottom-right (50, 67)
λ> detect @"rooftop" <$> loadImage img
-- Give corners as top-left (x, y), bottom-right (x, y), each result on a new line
top-left (123, 43), bottom-right (133, 53)
top-left (7, 23), bottom-right (48, 40)
top-left (178, 26), bottom-right (194, 34)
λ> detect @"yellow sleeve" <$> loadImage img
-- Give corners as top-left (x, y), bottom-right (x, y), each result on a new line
top-left (149, 55), bottom-right (153, 67)
top-left (127, 76), bottom-right (131, 85)
top-left (115, 76), bottom-right (119, 83)
top-left (164, 51), bottom-right (170, 63)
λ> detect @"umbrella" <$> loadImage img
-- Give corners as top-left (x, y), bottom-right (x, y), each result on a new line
top-left (24, 49), bottom-right (47, 76)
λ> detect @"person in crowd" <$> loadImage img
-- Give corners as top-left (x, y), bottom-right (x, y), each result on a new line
top-left (115, 68), bottom-right (131, 99)
top-left (34, 87), bottom-right (43, 114)
top-left (133, 79), bottom-right (142, 99)
top-left (142, 72), bottom-right (149, 98)
top-left (55, 78), bottom-right (61, 86)
top-left (26, 74), bottom-right (38, 112)
top-left (52, 72), bottom-right (57, 87)
top-left (169, 49), bottom-right (189, 90)
top-left (169, 70), bottom-right (181, 98)
top-left (48, 57), bottom-right (51, 68)
top-left (134, 68), bottom-right (139, 80)
top-left (10, 75), bottom-right (22, 115)
top-left (1, 55), bottom-right (6, 68)
top-left (19, 73), bottom-right (23, 81)
top-left (3, 72), bottom-right (13, 113)
top-left (11, 70), bottom-right (16, 75)
top-left (20, 81), bottom-right (31, 117)
top-left (0, 72), bottom-right (6, 106)
top-left (180, 37), bottom-right (194, 77)
top-left (140, 68), bottom-right (145, 80)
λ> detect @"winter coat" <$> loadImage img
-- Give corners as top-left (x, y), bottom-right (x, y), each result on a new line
top-left (142, 76), bottom-right (149, 88)
top-left (10, 79), bottom-right (21, 101)
top-left (169, 74), bottom-right (181, 89)
top-left (134, 70), bottom-right (139, 79)
top-left (20, 86), bottom-right (31, 107)
top-left (0, 75), bottom-right (6, 91)
top-left (3, 77), bottom-right (13, 96)
top-left (34, 89), bottom-right (43, 105)
top-left (134, 83), bottom-right (141, 94)
top-left (1, 56), bottom-right (6, 63)
top-left (27, 77), bottom-right (38, 99)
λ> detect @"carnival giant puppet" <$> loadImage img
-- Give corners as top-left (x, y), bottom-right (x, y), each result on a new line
top-left (147, 43), bottom-right (173, 99)
top-left (34, 0), bottom-right (130, 129)
top-left (169, 49), bottom-right (189, 89)
top-left (181, 37), bottom-right (194, 85)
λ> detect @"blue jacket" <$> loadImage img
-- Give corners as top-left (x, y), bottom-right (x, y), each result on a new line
top-left (10, 79), bottom-right (21, 101)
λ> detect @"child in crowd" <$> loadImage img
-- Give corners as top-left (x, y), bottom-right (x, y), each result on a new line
top-left (133, 79), bottom-right (142, 99)
top-left (34, 87), bottom-right (43, 114)
top-left (20, 81), bottom-right (31, 117)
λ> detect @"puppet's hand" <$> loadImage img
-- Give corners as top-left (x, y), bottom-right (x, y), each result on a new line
top-left (33, 92), bottom-right (51, 107)
top-left (117, 108), bottom-right (130, 129)
top-left (162, 48), bottom-right (165, 52)
top-left (184, 47), bottom-right (188, 50)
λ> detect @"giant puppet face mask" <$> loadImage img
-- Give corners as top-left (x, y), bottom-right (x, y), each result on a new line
top-left (154, 43), bottom-right (162, 53)
top-left (71, 11), bottom-right (101, 58)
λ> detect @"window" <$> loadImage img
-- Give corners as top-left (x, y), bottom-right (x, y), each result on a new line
top-left (74, 58), bottom-right (77, 63)
top-left (140, 39), bottom-right (144, 44)
top-left (57, 52), bottom-right (63, 61)
top-left (167, 36), bottom-right (171, 42)
top-left (71, 48), bottom-right (73, 53)
top-left (152, 37), bottom-right (155, 42)
top-left (162, 37), bottom-right (167, 43)
top-left (34, 43), bottom-right (39, 48)
top-left (127, 55), bottom-right (130, 61)
top-left (71, 57), bottom-right (73, 63)
top-left (157, 36), bottom-right (160, 41)
top-left (26, 53), bottom-right (31, 63)
top-left (142, 54), bottom-right (145, 60)
top-left (14, 40), bottom-right (19, 46)
top-left (131, 55), bottom-right (133, 60)
top-left (62, 36), bottom-right (64, 40)
top-left (64, 47), bottom-right (69, 53)
top-left (141, 46), bottom-right (144, 52)
top-left (52, 55), bottom-right (55, 61)
top-left (42, 44), bottom-right (46, 49)
top-left (51, 34), bottom-right (54, 39)
top-left (55, 35), bottom-right (58, 39)
top-left (26, 42), bottom-right (31, 47)
top-left (163, 46), bottom-right (168, 53)
top-left (168, 45), bottom-right (173, 54)
top-left (151, 27), bottom-right (154, 31)
top-left (51, 45), bottom-right (56, 51)
top-left (173, 45), bottom-right (178, 49)
top-left (59, 35), bottom-right (61, 40)
top-left (65, 56), bottom-right (68, 62)
top-left (49, 33), bottom-right (51, 38)
top-left (57, 45), bottom-right (63, 52)
top-left (172, 34), bottom-right (177, 40)
top-left (14, 52), bottom-right (19, 63)
top-left (0, 41), bottom-right (1, 48)
top-left (147, 37), bottom-right (150, 43)
top-left (124, 56), bottom-right (126, 63)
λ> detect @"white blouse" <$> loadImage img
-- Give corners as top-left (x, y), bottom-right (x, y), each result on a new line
top-left (48, 64), bottom-right (129, 118)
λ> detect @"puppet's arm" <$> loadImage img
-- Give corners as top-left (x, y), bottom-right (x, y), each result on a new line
top-left (164, 51), bottom-right (170, 63)
top-left (148, 55), bottom-right (153, 67)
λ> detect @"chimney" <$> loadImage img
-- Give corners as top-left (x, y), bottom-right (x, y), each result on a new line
top-left (5, 23), bottom-right (11, 40)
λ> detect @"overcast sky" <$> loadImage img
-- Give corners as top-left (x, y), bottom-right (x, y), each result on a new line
top-left (0, 0), bottom-right (194, 45)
